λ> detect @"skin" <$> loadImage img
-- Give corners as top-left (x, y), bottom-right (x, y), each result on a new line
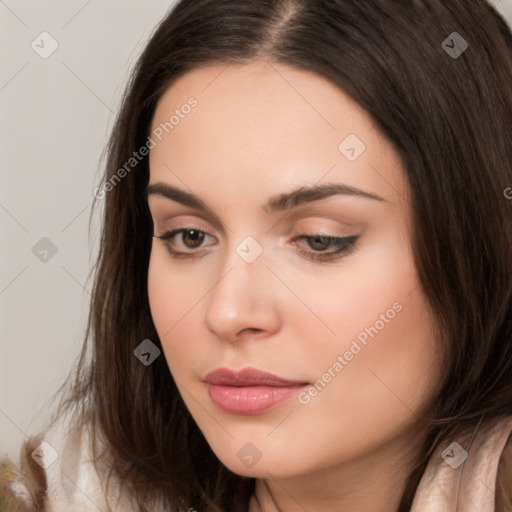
top-left (146, 60), bottom-right (443, 512)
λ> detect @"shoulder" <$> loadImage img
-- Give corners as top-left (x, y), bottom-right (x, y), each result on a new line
top-left (0, 412), bottom-right (136, 512)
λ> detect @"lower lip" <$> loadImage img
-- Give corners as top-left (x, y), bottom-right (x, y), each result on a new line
top-left (207, 384), bottom-right (308, 415)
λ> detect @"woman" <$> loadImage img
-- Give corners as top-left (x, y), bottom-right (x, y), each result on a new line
top-left (1, 0), bottom-right (511, 511)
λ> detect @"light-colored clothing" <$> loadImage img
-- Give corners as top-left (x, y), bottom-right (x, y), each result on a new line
top-left (411, 415), bottom-right (512, 512)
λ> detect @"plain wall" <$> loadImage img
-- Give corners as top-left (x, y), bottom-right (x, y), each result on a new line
top-left (1, 0), bottom-right (512, 466)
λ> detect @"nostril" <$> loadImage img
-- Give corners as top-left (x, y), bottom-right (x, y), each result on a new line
top-left (238, 327), bottom-right (262, 336)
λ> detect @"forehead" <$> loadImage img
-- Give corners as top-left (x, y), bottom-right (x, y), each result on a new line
top-left (149, 61), bottom-right (408, 206)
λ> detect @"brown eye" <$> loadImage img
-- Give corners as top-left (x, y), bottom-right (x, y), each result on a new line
top-left (154, 227), bottom-right (215, 258)
top-left (181, 229), bottom-right (205, 248)
top-left (306, 236), bottom-right (331, 251)
top-left (293, 234), bottom-right (359, 262)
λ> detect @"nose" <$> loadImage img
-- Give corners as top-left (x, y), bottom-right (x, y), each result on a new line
top-left (204, 242), bottom-right (281, 343)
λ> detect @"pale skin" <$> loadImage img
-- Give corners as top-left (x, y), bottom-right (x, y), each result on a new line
top-left (146, 60), bottom-right (443, 512)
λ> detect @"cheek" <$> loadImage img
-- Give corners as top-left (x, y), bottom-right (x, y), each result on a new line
top-left (287, 287), bottom-right (440, 471)
top-left (290, 248), bottom-right (440, 456)
top-left (147, 246), bottom-right (209, 372)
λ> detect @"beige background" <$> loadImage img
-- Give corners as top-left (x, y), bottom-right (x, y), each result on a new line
top-left (1, 0), bottom-right (512, 465)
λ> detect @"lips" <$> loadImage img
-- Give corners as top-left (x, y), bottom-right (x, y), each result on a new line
top-left (203, 367), bottom-right (309, 387)
top-left (203, 367), bottom-right (310, 415)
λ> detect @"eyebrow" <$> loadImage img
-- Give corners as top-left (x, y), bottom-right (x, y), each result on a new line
top-left (144, 181), bottom-right (385, 214)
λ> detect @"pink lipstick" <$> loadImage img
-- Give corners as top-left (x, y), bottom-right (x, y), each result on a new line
top-left (203, 367), bottom-right (309, 415)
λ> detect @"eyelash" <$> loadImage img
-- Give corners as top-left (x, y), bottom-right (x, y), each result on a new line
top-left (154, 227), bottom-right (358, 262)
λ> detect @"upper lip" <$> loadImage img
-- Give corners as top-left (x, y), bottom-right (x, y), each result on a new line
top-left (203, 367), bottom-right (309, 387)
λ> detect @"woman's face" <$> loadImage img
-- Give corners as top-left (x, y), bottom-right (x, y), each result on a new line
top-left (147, 61), bottom-right (441, 481)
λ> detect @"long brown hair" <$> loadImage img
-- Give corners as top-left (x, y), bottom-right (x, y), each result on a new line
top-left (46, 1), bottom-right (512, 510)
